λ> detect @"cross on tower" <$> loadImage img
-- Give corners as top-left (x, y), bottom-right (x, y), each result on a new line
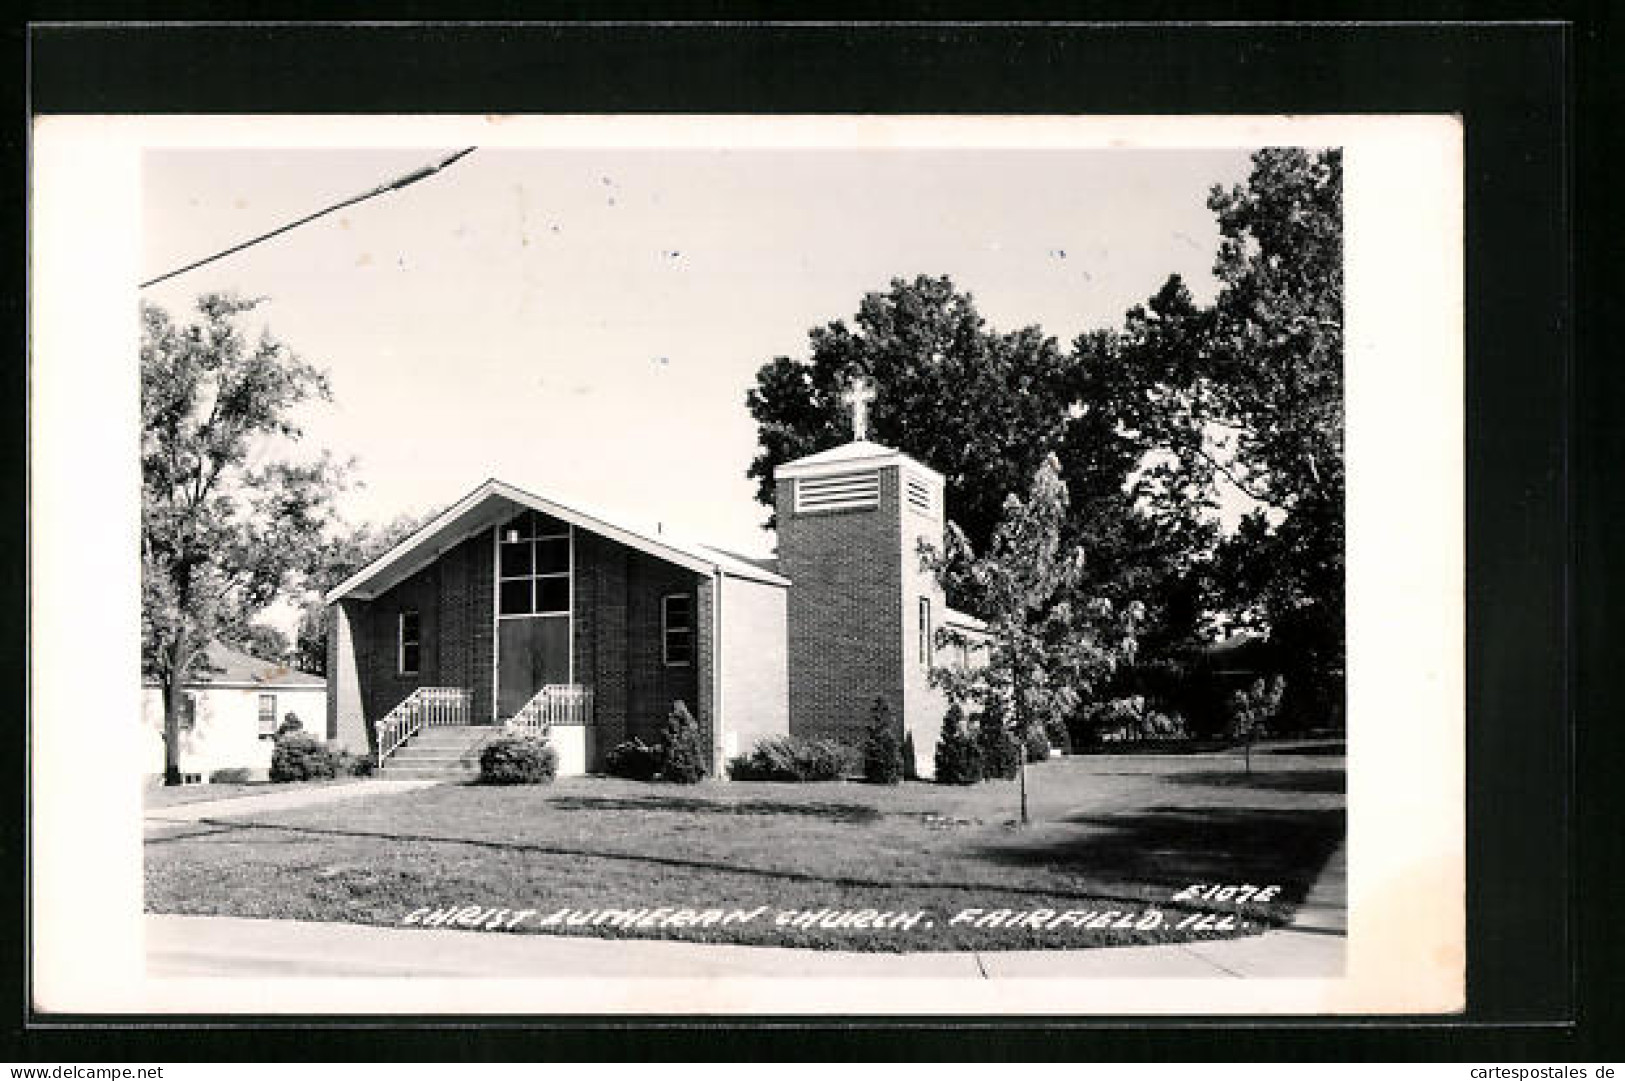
top-left (842, 377), bottom-right (876, 441)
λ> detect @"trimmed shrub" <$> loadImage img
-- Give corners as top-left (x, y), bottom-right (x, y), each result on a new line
top-left (862, 696), bottom-right (904, 785)
top-left (604, 737), bottom-right (663, 781)
top-left (333, 749), bottom-right (375, 777)
top-left (276, 714), bottom-right (304, 738)
top-left (658, 700), bottom-right (708, 784)
top-left (270, 733), bottom-right (337, 783)
top-left (934, 703), bottom-right (983, 785)
top-left (479, 734), bottom-right (559, 785)
top-left (208, 767), bottom-right (252, 785)
top-left (977, 710), bottom-right (1021, 781)
top-left (901, 731), bottom-right (919, 782)
top-left (729, 736), bottom-right (855, 782)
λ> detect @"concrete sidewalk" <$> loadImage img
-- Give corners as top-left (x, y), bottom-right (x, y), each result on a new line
top-left (144, 778), bottom-right (443, 830)
top-left (146, 912), bottom-right (1342, 979)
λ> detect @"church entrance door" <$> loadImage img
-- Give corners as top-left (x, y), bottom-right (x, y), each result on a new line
top-left (497, 616), bottom-right (570, 718)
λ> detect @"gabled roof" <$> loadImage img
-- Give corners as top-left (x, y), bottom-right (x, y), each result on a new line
top-left (325, 478), bottom-right (789, 604)
top-left (773, 439), bottom-right (944, 484)
top-left (147, 641), bottom-right (325, 690)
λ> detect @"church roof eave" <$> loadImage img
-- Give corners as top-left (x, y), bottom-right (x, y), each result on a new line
top-left (325, 478), bottom-right (789, 605)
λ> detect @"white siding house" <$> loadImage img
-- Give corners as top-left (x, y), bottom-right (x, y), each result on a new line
top-left (143, 641), bottom-right (326, 783)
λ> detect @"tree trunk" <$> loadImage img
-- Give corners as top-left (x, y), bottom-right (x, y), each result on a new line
top-left (162, 632), bottom-right (187, 786)
top-left (1013, 674), bottom-right (1030, 827)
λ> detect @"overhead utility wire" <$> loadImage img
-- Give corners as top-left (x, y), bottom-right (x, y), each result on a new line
top-left (139, 147), bottom-right (478, 290)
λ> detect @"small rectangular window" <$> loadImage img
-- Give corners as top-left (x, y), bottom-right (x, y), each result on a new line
top-left (499, 579), bottom-right (532, 615)
top-left (919, 597), bottom-right (932, 664)
top-left (536, 575), bottom-right (570, 614)
top-left (179, 692), bottom-right (198, 731)
top-left (258, 694), bottom-right (278, 738)
top-left (398, 610), bottom-right (421, 675)
top-left (500, 541), bottom-right (533, 577)
top-left (536, 537), bottom-right (570, 574)
top-left (663, 594), bottom-right (693, 666)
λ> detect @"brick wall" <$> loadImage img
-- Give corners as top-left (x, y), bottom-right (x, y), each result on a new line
top-left (777, 464), bottom-right (905, 749)
top-left (572, 530), bottom-right (704, 765)
top-left (334, 528), bottom-right (496, 748)
top-left (332, 519), bottom-right (711, 768)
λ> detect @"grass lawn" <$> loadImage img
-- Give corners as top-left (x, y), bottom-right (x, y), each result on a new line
top-left (145, 739), bottom-right (1344, 952)
top-left (144, 777), bottom-right (366, 810)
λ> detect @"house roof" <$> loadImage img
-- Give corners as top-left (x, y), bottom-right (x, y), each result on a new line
top-left (149, 641), bottom-right (325, 690)
top-left (943, 607), bottom-right (988, 634)
top-left (325, 478), bottom-right (790, 604)
top-left (773, 439), bottom-right (944, 484)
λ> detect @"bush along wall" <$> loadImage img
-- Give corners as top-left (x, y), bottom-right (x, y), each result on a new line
top-left (479, 734), bottom-right (559, 785)
top-left (862, 696), bottom-right (904, 785)
top-left (659, 700), bottom-right (708, 784)
top-left (978, 709), bottom-right (1021, 781)
top-left (270, 733), bottom-right (337, 783)
top-left (935, 702), bottom-right (984, 786)
top-left (604, 737), bottom-right (663, 781)
top-left (728, 736), bottom-right (855, 782)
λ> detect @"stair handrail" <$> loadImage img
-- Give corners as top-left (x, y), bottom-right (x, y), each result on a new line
top-left (376, 686), bottom-right (473, 768)
top-left (509, 684), bottom-right (593, 736)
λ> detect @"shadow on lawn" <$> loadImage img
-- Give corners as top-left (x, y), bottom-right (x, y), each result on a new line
top-left (544, 794), bottom-right (880, 823)
top-left (1162, 769), bottom-right (1346, 795)
top-left (147, 815), bottom-right (1244, 919)
top-left (1262, 741), bottom-right (1346, 757)
top-left (976, 805), bottom-right (1346, 905)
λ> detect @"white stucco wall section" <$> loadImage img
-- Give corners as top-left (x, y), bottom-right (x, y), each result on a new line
top-left (717, 574), bottom-right (790, 763)
top-left (141, 686), bottom-right (326, 780)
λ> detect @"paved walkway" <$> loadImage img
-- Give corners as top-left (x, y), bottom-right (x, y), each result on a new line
top-left (146, 843), bottom-right (1345, 980)
top-left (143, 778), bottom-right (443, 831)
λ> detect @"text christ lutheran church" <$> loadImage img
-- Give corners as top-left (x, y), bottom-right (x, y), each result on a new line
top-left (322, 382), bottom-right (990, 779)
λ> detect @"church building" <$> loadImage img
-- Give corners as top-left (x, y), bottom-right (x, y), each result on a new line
top-left (323, 391), bottom-right (989, 780)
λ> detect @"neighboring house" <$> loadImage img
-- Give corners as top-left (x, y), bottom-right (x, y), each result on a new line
top-left (143, 641), bottom-right (326, 783)
top-left (324, 435), bottom-right (990, 779)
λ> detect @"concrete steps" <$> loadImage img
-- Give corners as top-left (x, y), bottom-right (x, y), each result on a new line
top-left (378, 724), bottom-right (498, 778)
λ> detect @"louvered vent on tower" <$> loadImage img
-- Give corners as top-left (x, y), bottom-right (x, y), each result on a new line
top-left (795, 469), bottom-right (880, 513)
top-left (905, 474), bottom-right (935, 515)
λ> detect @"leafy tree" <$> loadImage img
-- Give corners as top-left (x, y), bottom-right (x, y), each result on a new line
top-left (1226, 675), bottom-right (1286, 774)
top-left (228, 623), bottom-right (290, 662)
top-left (745, 275), bottom-right (1082, 553)
top-left (744, 275), bottom-right (1203, 667)
top-left (1090, 148), bottom-right (1344, 726)
top-left (292, 512), bottom-right (432, 675)
top-left (926, 454), bottom-right (1137, 824)
top-left (142, 294), bottom-right (347, 785)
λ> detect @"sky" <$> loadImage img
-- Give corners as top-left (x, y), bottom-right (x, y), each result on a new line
top-left (142, 145), bottom-right (1255, 558)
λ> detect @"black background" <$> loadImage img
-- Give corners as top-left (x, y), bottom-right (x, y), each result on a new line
top-left (13, 9), bottom-right (1617, 1064)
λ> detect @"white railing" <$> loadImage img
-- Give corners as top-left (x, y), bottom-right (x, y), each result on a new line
top-left (376, 686), bottom-right (473, 767)
top-left (509, 684), bottom-right (593, 735)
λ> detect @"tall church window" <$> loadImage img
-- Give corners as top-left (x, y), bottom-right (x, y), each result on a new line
top-left (663, 594), bottom-right (693, 666)
top-left (918, 597), bottom-right (932, 664)
top-left (398, 610), bottom-right (421, 675)
top-left (499, 510), bottom-right (572, 617)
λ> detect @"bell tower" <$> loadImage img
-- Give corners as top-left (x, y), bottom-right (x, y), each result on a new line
top-left (773, 380), bottom-right (949, 776)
